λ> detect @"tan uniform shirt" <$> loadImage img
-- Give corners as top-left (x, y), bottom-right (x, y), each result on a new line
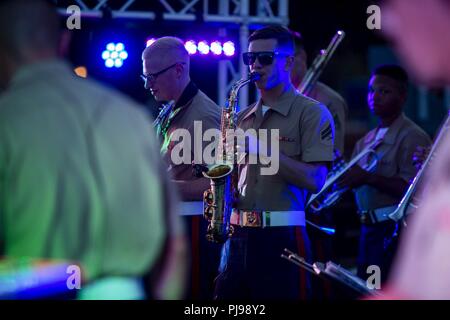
top-left (352, 113), bottom-right (431, 211)
top-left (159, 83), bottom-right (221, 185)
top-left (236, 86), bottom-right (335, 211)
top-left (308, 82), bottom-right (348, 155)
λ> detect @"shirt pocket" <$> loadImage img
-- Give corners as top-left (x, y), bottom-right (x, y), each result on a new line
top-left (279, 137), bottom-right (301, 158)
top-left (375, 156), bottom-right (396, 177)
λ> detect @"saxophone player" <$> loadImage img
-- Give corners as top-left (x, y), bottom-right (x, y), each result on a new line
top-left (213, 25), bottom-right (335, 300)
top-left (336, 65), bottom-right (431, 284)
top-left (141, 37), bottom-right (221, 299)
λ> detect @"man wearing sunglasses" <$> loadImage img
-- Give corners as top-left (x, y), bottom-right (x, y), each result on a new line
top-left (214, 25), bottom-right (335, 300)
top-left (142, 37), bottom-right (221, 299)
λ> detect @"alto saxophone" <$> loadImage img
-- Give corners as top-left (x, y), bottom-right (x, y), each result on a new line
top-left (202, 72), bottom-right (260, 243)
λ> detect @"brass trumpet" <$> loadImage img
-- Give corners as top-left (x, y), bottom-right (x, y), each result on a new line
top-left (389, 111), bottom-right (450, 223)
top-left (307, 139), bottom-right (383, 213)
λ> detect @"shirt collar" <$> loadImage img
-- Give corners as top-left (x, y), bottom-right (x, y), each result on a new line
top-left (175, 81), bottom-right (198, 110)
top-left (365, 113), bottom-right (406, 145)
top-left (242, 85), bottom-right (297, 120)
top-left (9, 59), bottom-right (72, 89)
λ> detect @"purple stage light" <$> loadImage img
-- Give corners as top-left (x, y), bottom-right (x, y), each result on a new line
top-left (146, 38), bottom-right (156, 47)
top-left (184, 40), bottom-right (197, 55)
top-left (210, 41), bottom-right (222, 55)
top-left (223, 41), bottom-right (235, 57)
top-left (197, 41), bottom-right (210, 55)
top-left (145, 38), bottom-right (234, 58)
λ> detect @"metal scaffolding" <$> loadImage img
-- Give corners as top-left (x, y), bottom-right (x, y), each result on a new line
top-left (56, 0), bottom-right (289, 107)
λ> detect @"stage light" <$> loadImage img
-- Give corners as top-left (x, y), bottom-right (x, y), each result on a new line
top-left (102, 42), bottom-right (128, 68)
top-left (223, 41), bottom-right (235, 57)
top-left (74, 66), bottom-right (88, 78)
top-left (105, 59), bottom-right (114, 68)
top-left (210, 41), bottom-right (222, 55)
top-left (110, 51), bottom-right (119, 59)
top-left (102, 50), bottom-right (110, 60)
top-left (146, 38), bottom-right (156, 47)
top-left (115, 43), bottom-right (125, 52)
top-left (114, 59), bottom-right (123, 68)
top-left (106, 43), bottom-right (116, 51)
top-left (146, 37), bottom-right (235, 58)
top-left (185, 40), bottom-right (197, 55)
top-left (119, 51), bottom-right (128, 60)
top-left (197, 41), bottom-right (210, 55)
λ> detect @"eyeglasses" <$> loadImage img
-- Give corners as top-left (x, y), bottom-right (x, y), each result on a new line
top-left (242, 51), bottom-right (289, 66)
top-left (140, 62), bottom-right (185, 84)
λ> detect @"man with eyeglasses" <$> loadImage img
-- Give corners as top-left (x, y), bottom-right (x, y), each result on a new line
top-left (141, 37), bottom-right (221, 299)
top-left (213, 25), bottom-right (335, 300)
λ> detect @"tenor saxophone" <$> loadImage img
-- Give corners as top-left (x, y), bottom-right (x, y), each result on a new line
top-left (202, 72), bottom-right (260, 243)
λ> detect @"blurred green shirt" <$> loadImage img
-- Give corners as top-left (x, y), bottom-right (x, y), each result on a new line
top-left (0, 59), bottom-right (177, 282)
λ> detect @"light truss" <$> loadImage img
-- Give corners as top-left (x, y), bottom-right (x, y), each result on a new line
top-left (56, 0), bottom-right (289, 107)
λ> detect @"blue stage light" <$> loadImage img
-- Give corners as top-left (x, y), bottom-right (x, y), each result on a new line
top-left (102, 42), bottom-right (128, 68)
top-left (105, 59), bottom-right (114, 68)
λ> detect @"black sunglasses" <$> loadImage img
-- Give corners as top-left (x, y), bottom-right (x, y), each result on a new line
top-left (242, 51), bottom-right (288, 66)
top-left (141, 62), bottom-right (185, 83)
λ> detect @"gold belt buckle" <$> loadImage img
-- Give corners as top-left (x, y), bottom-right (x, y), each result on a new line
top-left (243, 211), bottom-right (263, 227)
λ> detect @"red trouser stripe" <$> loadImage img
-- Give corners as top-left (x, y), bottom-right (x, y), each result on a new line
top-left (191, 216), bottom-right (200, 298)
top-left (295, 227), bottom-right (308, 300)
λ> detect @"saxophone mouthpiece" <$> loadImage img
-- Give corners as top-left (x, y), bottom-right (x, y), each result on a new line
top-left (249, 72), bottom-right (261, 82)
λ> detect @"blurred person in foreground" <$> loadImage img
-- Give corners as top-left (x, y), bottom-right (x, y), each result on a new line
top-left (374, 0), bottom-right (450, 299)
top-left (0, 0), bottom-right (187, 299)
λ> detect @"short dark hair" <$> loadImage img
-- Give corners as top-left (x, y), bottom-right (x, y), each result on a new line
top-left (288, 29), bottom-right (304, 53)
top-left (372, 64), bottom-right (409, 91)
top-left (0, 0), bottom-right (60, 60)
top-left (248, 25), bottom-right (295, 53)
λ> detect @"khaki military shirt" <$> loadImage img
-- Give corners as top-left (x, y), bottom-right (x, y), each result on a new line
top-left (353, 113), bottom-right (431, 211)
top-left (308, 82), bottom-right (348, 155)
top-left (159, 82), bottom-right (221, 184)
top-left (236, 86), bottom-right (335, 211)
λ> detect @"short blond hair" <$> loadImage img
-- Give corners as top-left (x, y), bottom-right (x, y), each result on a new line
top-left (142, 36), bottom-right (190, 70)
